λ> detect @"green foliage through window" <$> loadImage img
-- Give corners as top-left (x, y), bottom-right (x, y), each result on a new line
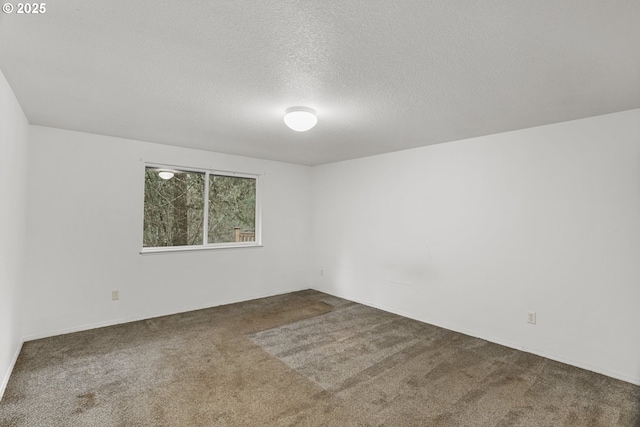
top-left (143, 167), bottom-right (257, 248)
top-left (208, 175), bottom-right (256, 244)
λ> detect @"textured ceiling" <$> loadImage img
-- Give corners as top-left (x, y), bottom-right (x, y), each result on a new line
top-left (1, 1), bottom-right (638, 165)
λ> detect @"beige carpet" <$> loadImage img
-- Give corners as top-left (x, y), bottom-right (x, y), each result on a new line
top-left (0, 290), bottom-right (638, 426)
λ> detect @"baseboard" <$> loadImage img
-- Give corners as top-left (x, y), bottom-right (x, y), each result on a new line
top-left (517, 346), bottom-right (640, 386)
top-left (23, 286), bottom-right (308, 342)
top-left (0, 338), bottom-right (24, 402)
top-left (312, 287), bottom-right (640, 387)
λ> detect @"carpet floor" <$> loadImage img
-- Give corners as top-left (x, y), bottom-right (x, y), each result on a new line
top-left (0, 290), bottom-right (638, 426)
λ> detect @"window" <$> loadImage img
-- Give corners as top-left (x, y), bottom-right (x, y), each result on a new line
top-left (142, 165), bottom-right (259, 252)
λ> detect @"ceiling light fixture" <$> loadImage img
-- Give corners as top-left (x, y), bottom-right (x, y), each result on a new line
top-left (158, 170), bottom-right (175, 180)
top-left (284, 107), bottom-right (317, 132)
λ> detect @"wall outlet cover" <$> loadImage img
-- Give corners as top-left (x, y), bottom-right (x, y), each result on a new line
top-left (527, 311), bottom-right (536, 324)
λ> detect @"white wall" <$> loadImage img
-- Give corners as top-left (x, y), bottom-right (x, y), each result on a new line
top-left (312, 109), bottom-right (640, 385)
top-left (25, 126), bottom-right (312, 339)
top-left (0, 70), bottom-right (29, 399)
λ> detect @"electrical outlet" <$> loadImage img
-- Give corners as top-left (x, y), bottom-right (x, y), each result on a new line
top-left (527, 311), bottom-right (536, 324)
top-left (112, 290), bottom-right (120, 301)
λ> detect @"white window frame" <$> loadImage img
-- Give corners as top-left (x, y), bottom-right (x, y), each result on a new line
top-left (141, 162), bottom-right (262, 254)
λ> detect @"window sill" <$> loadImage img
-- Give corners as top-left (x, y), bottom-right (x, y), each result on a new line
top-left (140, 243), bottom-right (263, 254)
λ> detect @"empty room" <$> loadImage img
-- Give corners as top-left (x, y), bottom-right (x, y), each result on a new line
top-left (1, 1), bottom-right (639, 426)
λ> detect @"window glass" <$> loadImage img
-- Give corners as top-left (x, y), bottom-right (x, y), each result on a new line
top-left (142, 166), bottom-right (259, 250)
top-left (208, 175), bottom-right (256, 244)
top-left (143, 169), bottom-right (205, 247)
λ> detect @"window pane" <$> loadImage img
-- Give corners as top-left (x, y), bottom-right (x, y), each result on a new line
top-left (208, 175), bottom-right (256, 244)
top-left (143, 168), bottom-right (205, 247)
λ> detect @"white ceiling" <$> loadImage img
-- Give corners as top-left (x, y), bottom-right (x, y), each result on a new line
top-left (1, 1), bottom-right (638, 166)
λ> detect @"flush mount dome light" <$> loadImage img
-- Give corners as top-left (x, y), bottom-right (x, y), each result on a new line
top-left (158, 170), bottom-right (175, 180)
top-left (284, 107), bottom-right (317, 132)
